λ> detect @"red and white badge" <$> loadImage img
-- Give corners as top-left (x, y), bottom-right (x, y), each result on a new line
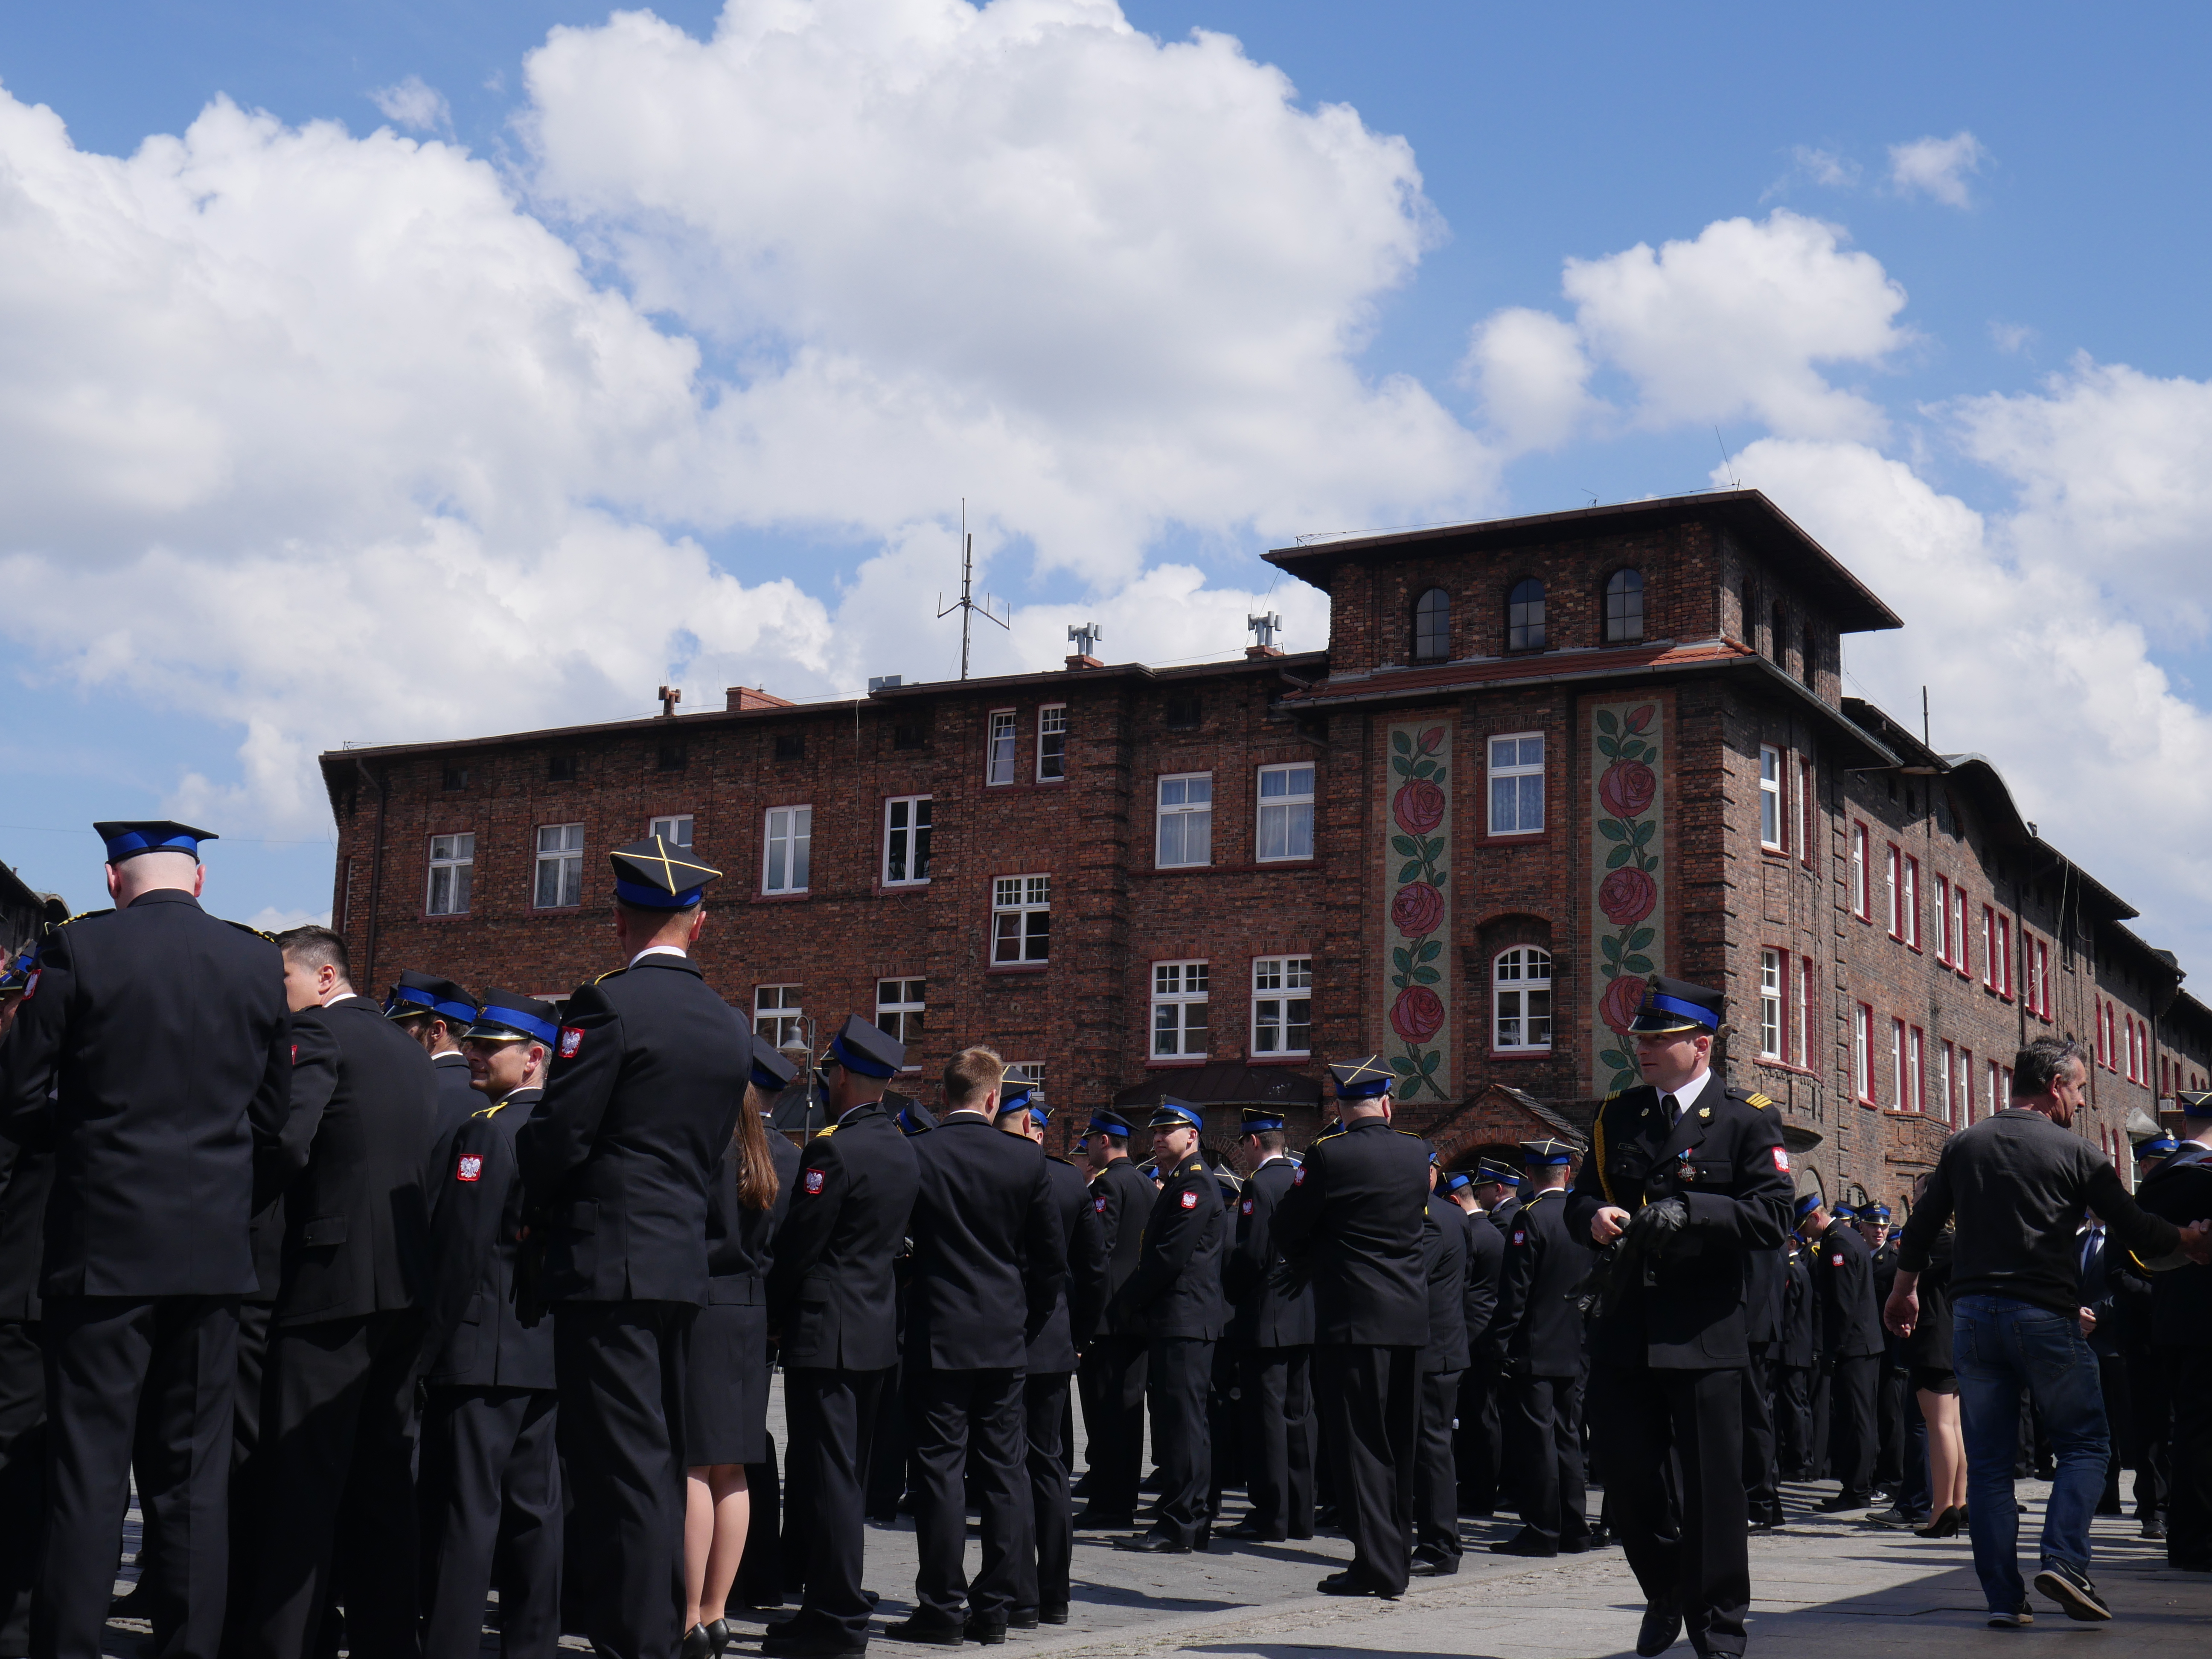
top-left (290, 1042), bottom-right (298, 1065)
top-left (1292, 1166), bottom-right (1307, 1185)
top-left (803, 1168), bottom-right (826, 1195)
top-left (1512, 1230), bottom-right (1526, 1246)
top-left (1772, 1146), bottom-right (1790, 1173)
top-left (1240, 1197), bottom-right (1255, 1216)
top-left (1093, 1195), bottom-right (1107, 1214)
top-left (1830, 1254), bottom-right (1844, 1267)
top-left (1179, 1190), bottom-right (1198, 1210)
top-left (20, 969), bottom-right (37, 1000)
top-left (557, 1026), bottom-right (585, 1059)
top-left (455, 1153), bottom-right (483, 1183)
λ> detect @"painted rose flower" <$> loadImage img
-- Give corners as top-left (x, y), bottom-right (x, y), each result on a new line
top-left (1392, 881), bottom-right (1444, 938)
top-left (1389, 985), bottom-right (1445, 1045)
top-left (1417, 725), bottom-right (1446, 754)
top-left (1624, 703), bottom-right (1656, 734)
top-left (1598, 866), bottom-right (1656, 927)
top-left (1599, 758), bottom-right (1656, 820)
top-left (1393, 778), bottom-right (1445, 835)
top-left (1599, 972), bottom-right (1647, 1033)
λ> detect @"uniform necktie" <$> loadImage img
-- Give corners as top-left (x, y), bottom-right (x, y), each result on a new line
top-left (1665, 1093), bottom-right (1681, 1126)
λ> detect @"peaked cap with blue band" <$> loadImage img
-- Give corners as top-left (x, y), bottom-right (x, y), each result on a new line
top-left (1793, 1191), bottom-right (1825, 1221)
top-left (750, 1034), bottom-right (798, 1094)
top-left (2137, 1132), bottom-right (2182, 1159)
top-left (999, 1082), bottom-right (1051, 1130)
top-left (467, 990), bottom-right (561, 1046)
top-left (1521, 1137), bottom-right (1577, 1166)
top-left (1330, 1055), bottom-right (1394, 1101)
top-left (1833, 1203), bottom-right (1857, 1222)
top-left (1147, 1097), bottom-right (1203, 1132)
top-left (1442, 1170), bottom-right (1475, 1195)
top-left (610, 835), bottom-right (720, 909)
top-left (1863, 1204), bottom-right (1892, 1221)
top-left (2179, 1090), bottom-right (2212, 1119)
top-left (385, 970), bottom-right (479, 1028)
top-left (1627, 972), bottom-right (1725, 1035)
top-left (1473, 1159), bottom-right (1519, 1186)
top-left (827, 1014), bottom-right (904, 1079)
top-left (1088, 1109), bottom-right (1135, 1139)
top-left (1239, 1106), bottom-right (1287, 1134)
top-left (94, 820), bottom-right (217, 864)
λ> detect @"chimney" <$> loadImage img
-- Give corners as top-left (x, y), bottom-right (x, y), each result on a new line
top-left (1244, 644), bottom-right (1284, 660)
top-left (1064, 654), bottom-right (1103, 671)
top-left (726, 685), bottom-right (797, 712)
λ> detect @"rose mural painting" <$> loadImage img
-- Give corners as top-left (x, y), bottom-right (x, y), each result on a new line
top-left (1384, 722), bottom-right (1452, 1097)
top-left (1590, 701), bottom-right (1665, 1094)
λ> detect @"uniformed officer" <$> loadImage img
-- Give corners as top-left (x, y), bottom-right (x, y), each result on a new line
top-left (1741, 1215), bottom-right (1787, 1533)
top-left (1492, 1138), bottom-right (1595, 1558)
top-left (861, 1086), bottom-right (932, 1528)
top-left (1076, 1110), bottom-right (1153, 1529)
top-left (418, 991), bottom-right (564, 1659)
top-left (1273, 1057), bottom-right (1431, 1598)
top-left (1481, 1161), bottom-right (1525, 1235)
top-left (1563, 975), bottom-right (1792, 1659)
top-left (0, 941), bottom-right (53, 1656)
top-left (1410, 1150), bottom-right (1470, 1576)
top-left (384, 970), bottom-right (482, 1197)
top-left (1222, 1106), bottom-right (1317, 1543)
top-left (1455, 1159), bottom-right (1514, 1519)
top-left (515, 836), bottom-right (751, 1659)
top-left (887, 1048), bottom-right (1064, 1645)
top-left (1857, 1204), bottom-right (1909, 1509)
top-left (763, 1016), bottom-right (920, 1659)
top-left (0, 822), bottom-right (291, 1659)
top-left (1108, 1099), bottom-right (1225, 1554)
top-left (1775, 1236), bottom-right (1818, 1482)
top-left (241, 923), bottom-right (440, 1659)
top-left (995, 1085), bottom-right (1108, 1628)
top-left (1796, 1193), bottom-right (1882, 1511)
top-left (2134, 1090), bottom-right (2212, 1569)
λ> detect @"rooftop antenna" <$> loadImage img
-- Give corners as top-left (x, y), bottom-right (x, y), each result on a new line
top-left (1921, 685), bottom-right (1930, 749)
top-left (936, 498), bottom-right (1008, 680)
top-left (1068, 621), bottom-right (1103, 658)
top-left (1714, 427), bottom-right (1740, 489)
top-left (1246, 611), bottom-right (1283, 650)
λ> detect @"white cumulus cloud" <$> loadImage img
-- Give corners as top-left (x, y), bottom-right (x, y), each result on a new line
top-left (1888, 131), bottom-right (1988, 208)
top-left (370, 75), bottom-right (450, 133)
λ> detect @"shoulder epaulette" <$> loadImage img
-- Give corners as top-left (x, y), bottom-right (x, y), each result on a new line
top-left (1048, 1154), bottom-right (1074, 1167)
top-left (1603, 1089), bottom-right (1624, 1103)
top-left (591, 967), bottom-right (625, 985)
top-left (813, 1124), bottom-right (838, 1138)
top-left (225, 918), bottom-right (275, 941)
top-left (1745, 1091), bottom-right (1772, 1109)
top-left (470, 1100), bottom-right (507, 1120)
top-left (58, 908), bottom-right (111, 928)
top-left (1182, 1159), bottom-right (1206, 1175)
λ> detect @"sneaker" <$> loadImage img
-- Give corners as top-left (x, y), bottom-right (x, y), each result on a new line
top-left (1987, 1605), bottom-right (2033, 1629)
top-left (2033, 1561), bottom-right (2111, 1622)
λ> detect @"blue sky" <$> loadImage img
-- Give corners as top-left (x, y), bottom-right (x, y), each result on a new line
top-left (2, 1), bottom-right (2209, 967)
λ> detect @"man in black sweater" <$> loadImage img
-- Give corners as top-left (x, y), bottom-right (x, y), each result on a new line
top-left (1888, 1036), bottom-right (2211, 1627)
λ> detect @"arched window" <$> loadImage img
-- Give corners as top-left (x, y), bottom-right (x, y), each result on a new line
top-left (1413, 587), bottom-right (1449, 661)
top-left (1604, 568), bottom-right (1644, 643)
top-left (1494, 946), bottom-right (1553, 1051)
top-left (1506, 579), bottom-right (1546, 651)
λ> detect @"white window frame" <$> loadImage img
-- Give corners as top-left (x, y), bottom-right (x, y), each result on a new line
top-left (992, 874), bottom-right (1051, 964)
top-left (1854, 1003), bottom-right (1874, 1101)
top-left (1886, 844), bottom-right (1902, 938)
top-left (1954, 886), bottom-right (1972, 978)
top-left (1935, 873), bottom-right (1952, 963)
top-left (1794, 955), bottom-right (1811, 1068)
top-left (1150, 960), bottom-right (1210, 1058)
top-left (1155, 773), bottom-right (1214, 868)
top-left (648, 814), bottom-right (694, 850)
top-left (1891, 1017), bottom-right (1907, 1109)
top-left (1036, 704), bottom-right (1068, 782)
top-left (754, 985), bottom-right (803, 1051)
top-left (1851, 822), bottom-right (1870, 919)
top-left (534, 822), bottom-right (585, 909)
top-left (427, 832), bottom-right (474, 916)
top-left (1758, 746), bottom-right (1784, 850)
top-left (1250, 955), bottom-right (1313, 1057)
top-left (1493, 946), bottom-right (1553, 1053)
top-left (1488, 732), bottom-right (1545, 836)
top-left (986, 710), bottom-right (1018, 786)
top-left (874, 978), bottom-right (925, 1063)
top-left (1758, 949), bottom-right (1783, 1059)
top-left (882, 795), bottom-right (932, 886)
top-left (763, 805), bottom-right (812, 896)
top-left (1256, 763), bottom-right (1316, 862)
top-left (1938, 1040), bottom-right (1955, 1125)
top-left (1903, 856), bottom-right (1920, 948)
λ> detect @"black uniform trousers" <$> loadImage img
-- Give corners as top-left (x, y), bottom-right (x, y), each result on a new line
top-left (0, 1320), bottom-right (45, 1656)
top-left (1739, 1345), bottom-right (1780, 1526)
top-left (1314, 1345), bottom-right (1419, 1595)
top-left (1588, 1363), bottom-right (1750, 1657)
top-left (2163, 1353), bottom-right (2212, 1566)
top-left (1145, 1337), bottom-right (1213, 1545)
top-left (1236, 1347), bottom-right (1314, 1539)
top-left (785, 1366), bottom-right (890, 1643)
top-left (1873, 1356), bottom-right (1908, 1493)
top-left (38, 1295), bottom-right (238, 1659)
top-left (2125, 1352), bottom-right (2170, 1526)
top-left (1078, 1337), bottom-right (1147, 1518)
top-left (1508, 1369), bottom-right (1589, 1549)
top-left (907, 1368), bottom-right (1027, 1625)
top-left (1204, 1345), bottom-right (1241, 1519)
top-left (419, 1387), bottom-right (562, 1659)
top-left (2093, 1349), bottom-right (2131, 1509)
top-left (1775, 1366), bottom-right (1816, 1481)
top-left (864, 1358), bottom-right (911, 1522)
top-left (240, 1308), bottom-right (425, 1659)
top-left (1014, 1373), bottom-right (1074, 1617)
top-left (549, 1301), bottom-right (691, 1659)
top-left (1827, 1355), bottom-right (1878, 1500)
top-left (1412, 1369), bottom-right (1462, 1567)
top-left (1455, 1350), bottom-right (1502, 1514)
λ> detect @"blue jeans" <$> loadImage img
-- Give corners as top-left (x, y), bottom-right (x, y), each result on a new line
top-left (1953, 1295), bottom-right (2110, 1611)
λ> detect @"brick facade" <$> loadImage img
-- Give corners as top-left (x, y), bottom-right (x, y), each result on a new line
top-left (318, 491), bottom-right (2212, 1212)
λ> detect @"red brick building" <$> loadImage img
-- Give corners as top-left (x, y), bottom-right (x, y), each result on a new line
top-left (317, 491), bottom-right (2212, 1212)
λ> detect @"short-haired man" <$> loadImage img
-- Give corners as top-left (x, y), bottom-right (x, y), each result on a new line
top-left (516, 838), bottom-right (753, 1659)
top-left (885, 1049), bottom-right (1062, 1646)
top-left (1456, 1158), bottom-right (1518, 1519)
top-left (995, 1086), bottom-right (1108, 1627)
top-left (384, 970), bottom-right (482, 1199)
top-left (0, 822), bottom-right (291, 1659)
top-left (1491, 1139), bottom-right (1594, 1558)
top-left (1221, 1107), bottom-right (1317, 1543)
top-left (1273, 1058), bottom-right (1431, 1597)
top-left (1794, 1193), bottom-right (1881, 1512)
top-left (1887, 1037), bottom-right (2212, 1625)
top-left (1075, 1110), bottom-right (1152, 1529)
top-left (1409, 1148), bottom-right (1470, 1576)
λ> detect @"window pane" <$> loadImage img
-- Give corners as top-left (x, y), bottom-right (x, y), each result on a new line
top-left (790, 807), bottom-right (811, 890)
top-left (1024, 910), bottom-right (1049, 960)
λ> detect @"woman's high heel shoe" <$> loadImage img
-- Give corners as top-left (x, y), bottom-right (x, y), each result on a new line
top-left (706, 1618), bottom-right (733, 1657)
top-left (1912, 1506), bottom-right (1962, 1538)
top-left (681, 1624), bottom-right (717, 1659)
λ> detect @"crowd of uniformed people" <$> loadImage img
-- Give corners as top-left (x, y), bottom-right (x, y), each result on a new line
top-left (0, 821), bottom-right (2208, 1659)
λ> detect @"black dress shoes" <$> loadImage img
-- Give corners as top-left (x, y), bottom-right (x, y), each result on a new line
top-left (1113, 1531), bottom-right (1190, 1554)
top-left (961, 1618), bottom-right (1008, 1646)
top-left (1636, 1603), bottom-right (1683, 1656)
top-left (1316, 1570), bottom-right (1396, 1598)
top-left (1409, 1555), bottom-right (1458, 1576)
top-left (1039, 1603), bottom-right (1070, 1626)
top-left (1489, 1529), bottom-right (1557, 1558)
top-left (1222, 1520), bottom-right (1286, 1541)
top-left (880, 1616), bottom-right (965, 1647)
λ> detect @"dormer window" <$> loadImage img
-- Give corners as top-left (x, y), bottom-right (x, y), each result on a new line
top-left (1604, 568), bottom-right (1644, 643)
top-left (1507, 579), bottom-right (1546, 652)
top-left (1413, 588), bottom-right (1449, 661)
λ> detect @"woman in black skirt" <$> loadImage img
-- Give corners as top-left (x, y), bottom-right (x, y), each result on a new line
top-left (1902, 1172), bottom-right (1965, 1536)
top-left (684, 1046), bottom-right (795, 1656)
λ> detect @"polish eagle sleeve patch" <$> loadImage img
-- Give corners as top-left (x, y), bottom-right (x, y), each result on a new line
top-left (1093, 1194), bottom-right (1107, 1213)
top-left (803, 1168), bottom-right (826, 1195)
top-left (455, 1153), bottom-right (483, 1182)
top-left (1772, 1146), bottom-right (1790, 1173)
top-left (1292, 1165), bottom-right (1307, 1185)
top-left (1240, 1197), bottom-right (1254, 1216)
top-left (1179, 1189), bottom-right (1198, 1210)
top-left (557, 1026), bottom-right (585, 1060)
